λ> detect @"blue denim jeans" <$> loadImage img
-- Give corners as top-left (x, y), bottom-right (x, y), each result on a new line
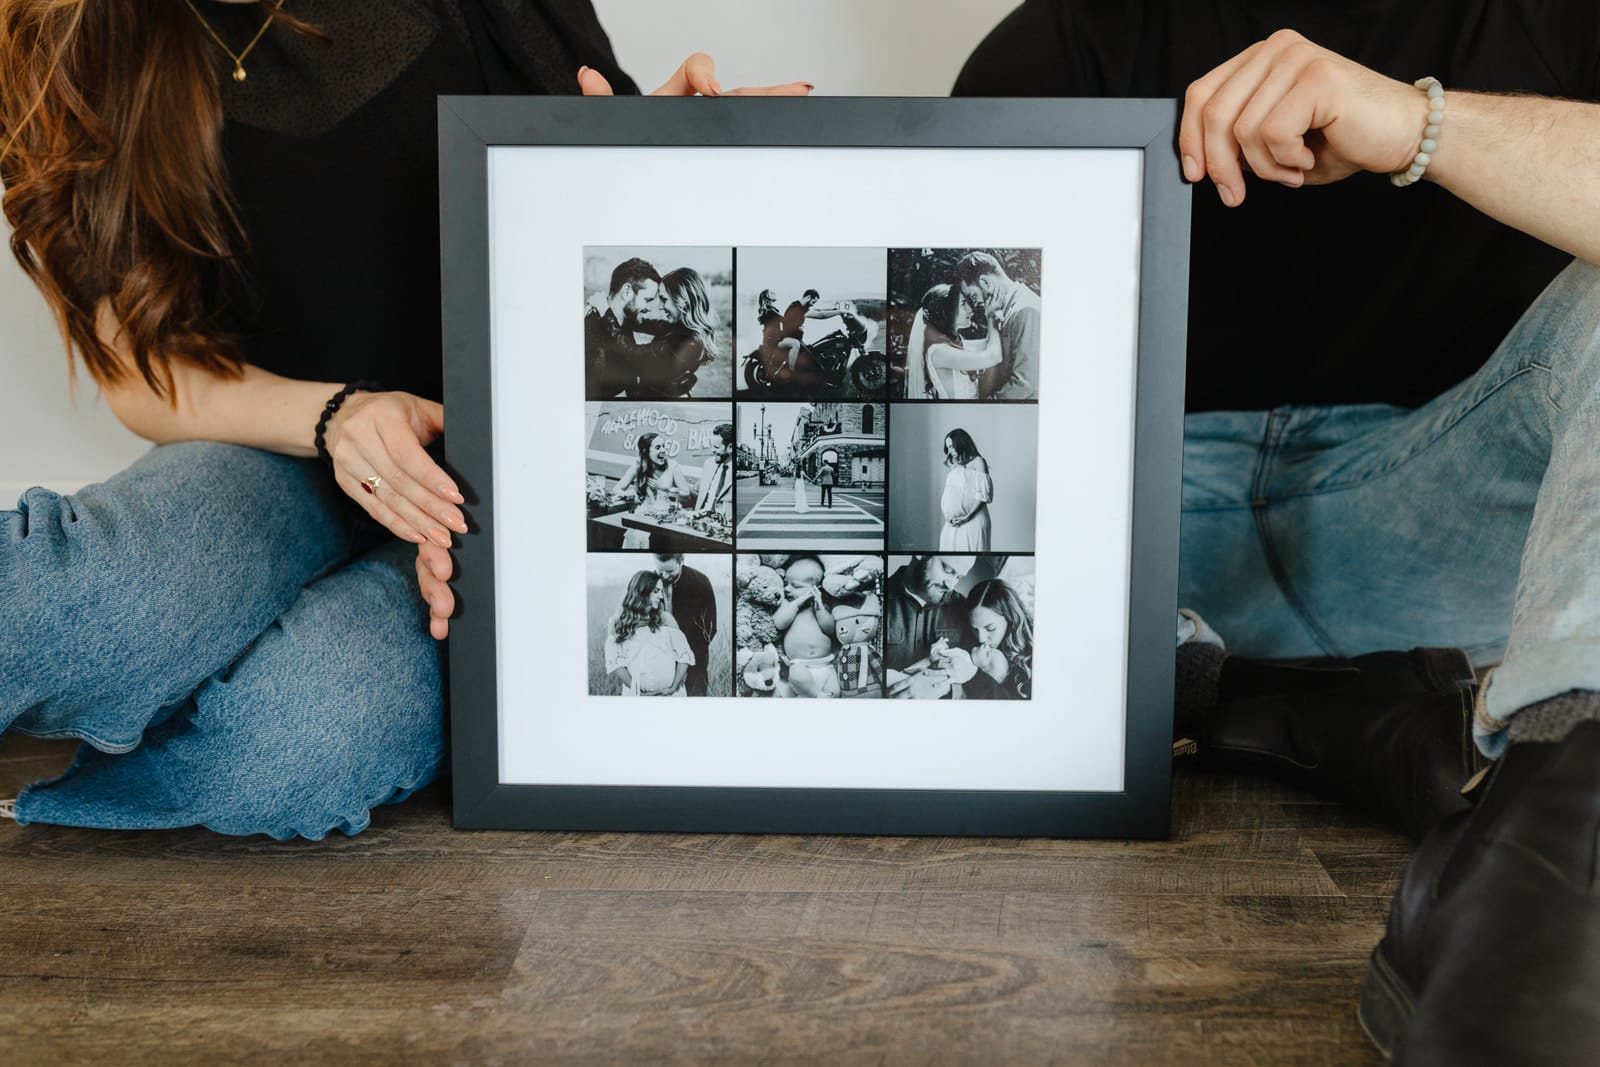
top-left (1181, 259), bottom-right (1600, 757)
top-left (0, 442), bottom-right (444, 838)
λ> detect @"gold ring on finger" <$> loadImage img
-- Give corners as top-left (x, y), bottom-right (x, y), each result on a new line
top-left (361, 475), bottom-right (383, 495)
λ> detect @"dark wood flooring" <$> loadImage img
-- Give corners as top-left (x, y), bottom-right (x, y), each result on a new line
top-left (0, 734), bottom-right (1408, 1065)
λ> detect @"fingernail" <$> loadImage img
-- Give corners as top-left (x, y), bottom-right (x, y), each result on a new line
top-left (431, 528), bottom-right (452, 548)
top-left (709, 80), bottom-right (723, 95)
top-left (802, 83), bottom-right (816, 91)
top-left (440, 483), bottom-right (462, 501)
top-left (1218, 185), bottom-right (1237, 207)
top-left (409, 531), bottom-right (425, 544)
top-left (578, 66), bottom-right (590, 77)
top-left (1182, 155), bottom-right (1199, 182)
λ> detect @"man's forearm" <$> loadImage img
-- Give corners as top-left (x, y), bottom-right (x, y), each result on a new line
top-left (1427, 93), bottom-right (1600, 266)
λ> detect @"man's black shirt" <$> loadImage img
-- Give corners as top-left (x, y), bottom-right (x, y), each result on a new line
top-left (954, 0), bottom-right (1600, 412)
top-left (584, 306), bottom-right (640, 400)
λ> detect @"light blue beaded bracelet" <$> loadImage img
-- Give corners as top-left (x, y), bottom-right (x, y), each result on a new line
top-left (1391, 76), bottom-right (1444, 188)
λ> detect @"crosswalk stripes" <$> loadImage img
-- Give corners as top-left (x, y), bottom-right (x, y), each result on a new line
top-left (737, 485), bottom-right (885, 551)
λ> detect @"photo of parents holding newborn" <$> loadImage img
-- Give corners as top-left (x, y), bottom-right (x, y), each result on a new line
top-left (587, 553), bottom-right (732, 698)
top-left (734, 554), bottom-right (887, 700)
top-left (883, 555), bottom-right (1036, 701)
top-left (584, 246), bottom-right (734, 400)
top-left (887, 404), bottom-right (1038, 553)
top-left (888, 248), bottom-right (1042, 401)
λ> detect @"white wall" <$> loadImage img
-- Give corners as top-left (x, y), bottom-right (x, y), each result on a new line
top-left (0, 0), bottom-right (1018, 497)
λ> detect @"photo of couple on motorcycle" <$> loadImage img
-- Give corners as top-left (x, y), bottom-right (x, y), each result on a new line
top-left (736, 246), bottom-right (890, 400)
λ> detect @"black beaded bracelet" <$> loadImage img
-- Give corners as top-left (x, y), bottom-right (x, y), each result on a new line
top-left (313, 380), bottom-right (380, 464)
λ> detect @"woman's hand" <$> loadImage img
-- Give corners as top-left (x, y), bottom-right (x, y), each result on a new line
top-left (416, 542), bottom-right (454, 641)
top-left (324, 391), bottom-right (467, 549)
top-left (578, 53), bottom-right (812, 97)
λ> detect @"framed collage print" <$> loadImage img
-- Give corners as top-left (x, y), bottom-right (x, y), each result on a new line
top-left (440, 97), bottom-right (1190, 837)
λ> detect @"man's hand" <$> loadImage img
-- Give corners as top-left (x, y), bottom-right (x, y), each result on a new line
top-left (578, 53), bottom-right (812, 97)
top-left (416, 542), bottom-right (454, 641)
top-left (1180, 29), bottom-right (1425, 207)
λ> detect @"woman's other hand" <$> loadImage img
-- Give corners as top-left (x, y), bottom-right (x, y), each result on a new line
top-left (415, 542), bottom-right (455, 641)
top-left (577, 53), bottom-right (812, 97)
top-left (324, 391), bottom-right (468, 549)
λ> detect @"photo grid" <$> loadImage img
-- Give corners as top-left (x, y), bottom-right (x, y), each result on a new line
top-left (585, 246), bottom-right (1041, 700)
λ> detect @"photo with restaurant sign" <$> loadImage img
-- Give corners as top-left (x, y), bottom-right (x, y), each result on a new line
top-left (585, 400), bottom-right (736, 552)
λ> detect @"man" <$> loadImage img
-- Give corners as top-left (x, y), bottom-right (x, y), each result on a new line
top-left (958, 1), bottom-right (1600, 1059)
top-left (957, 253), bottom-right (1041, 400)
top-left (777, 288), bottom-right (822, 374)
top-left (817, 460), bottom-right (835, 508)
top-left (883, 555), bottom-right (974, 699)
top-left (652, 554), bottom-right (717, 697)
top-left (584, 257), bottom-right (664, 399)
top-left (693, 423), bottom-right (735, 520)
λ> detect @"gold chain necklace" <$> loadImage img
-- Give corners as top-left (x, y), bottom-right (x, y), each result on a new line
top-left (182, 0), bottom-right (288, 83)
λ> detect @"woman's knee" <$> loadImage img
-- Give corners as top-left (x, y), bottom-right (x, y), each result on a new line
top-left (0, 442), bottom-right (357, 724)
top-left (185, 551), bottom-right (444, 836)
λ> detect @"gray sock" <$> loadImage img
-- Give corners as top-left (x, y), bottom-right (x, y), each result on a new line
top-left (1508, 689), bottom-right (1600, 744)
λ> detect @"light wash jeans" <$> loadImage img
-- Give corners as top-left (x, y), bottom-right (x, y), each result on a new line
top-left (0, 442), bottom-right (444, 838)
top-left (1180, 259), bottom-right (1600, 757)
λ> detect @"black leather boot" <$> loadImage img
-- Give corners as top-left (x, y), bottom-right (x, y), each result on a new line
top-left (1360, 721), bottom-right (1600, 1063)
top-left (1179, 647), bottom-right (1487, 840)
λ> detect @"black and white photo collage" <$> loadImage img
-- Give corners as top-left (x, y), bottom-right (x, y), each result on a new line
top-left (584, 246), bottom-right (1042, 700)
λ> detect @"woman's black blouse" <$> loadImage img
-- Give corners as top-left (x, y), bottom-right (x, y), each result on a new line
top-left (197, 0), bottom-right (636, 401)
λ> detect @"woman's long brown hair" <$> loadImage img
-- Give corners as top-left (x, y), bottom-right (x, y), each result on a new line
top-left (0, 1), bottom-right (317, 397)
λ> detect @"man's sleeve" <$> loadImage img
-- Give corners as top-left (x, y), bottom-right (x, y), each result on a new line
top-left (993, 306), bottom-right (1042, 399)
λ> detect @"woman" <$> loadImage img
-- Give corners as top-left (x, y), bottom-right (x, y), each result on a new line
top-left (792, 467), bottom-right (811, 513)
top-left (612, 431), bottom-right (693, 548)
top-left (636, 266), bottom-right (719, 397)
top-left (963, 578), bottom-right (1034, 700)
top-left (939, 428), bottom-right (992, 551)
top-left (0, 2), bottom-right (803, 838)
top-left (604, 571), bottom-right (693, 697)
top-left (903, 283), bottom-right (1003, 400)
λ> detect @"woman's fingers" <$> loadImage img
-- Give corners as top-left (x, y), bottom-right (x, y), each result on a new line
top-left (654, 52), bottom-right (720, 96)
top-left (328, 393), bottom-right (465, 546)
top-left (336, 469), bottom-right (425, 544)
top-left (378, 420), bottom-right (467, 533)
top-left (577, 65), bottom-right (615, 96)
top-left (415, 543), bottom-right (455, 641)
top-left (723, 81), bottom-right (814, 97)
top-left (578, 54), bottom-right (812, 98)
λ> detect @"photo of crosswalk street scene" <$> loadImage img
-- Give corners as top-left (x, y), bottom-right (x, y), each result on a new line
top-left (735, 402), bottom-right (886, 552)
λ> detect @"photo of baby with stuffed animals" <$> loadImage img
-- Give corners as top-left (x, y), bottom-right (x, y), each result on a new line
top-left (735, 553), bottom-right (887, 699)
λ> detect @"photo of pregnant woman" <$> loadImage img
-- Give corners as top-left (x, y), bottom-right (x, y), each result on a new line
top-left (888, 404), bottom-right (1037, 554)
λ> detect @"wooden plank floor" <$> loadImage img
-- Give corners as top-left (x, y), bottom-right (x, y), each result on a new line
top-left (0, 734), bottom-right (1407, 1066)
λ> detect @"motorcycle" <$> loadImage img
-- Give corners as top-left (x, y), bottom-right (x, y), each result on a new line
top-left (743, 310), bottom-right (888, 396)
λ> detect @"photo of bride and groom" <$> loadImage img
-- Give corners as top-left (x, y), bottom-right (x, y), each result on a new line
top-left (890, 248), bottom-right (1042, 402)
top-left (584, 246), bottom-right (734, 400)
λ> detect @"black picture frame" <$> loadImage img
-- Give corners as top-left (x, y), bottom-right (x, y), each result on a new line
top-left (439, 97), bottom-right (1190, 838)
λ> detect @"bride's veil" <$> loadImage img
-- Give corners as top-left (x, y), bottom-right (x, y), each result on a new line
top-left (905, 309), bottom-right (931, 400)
